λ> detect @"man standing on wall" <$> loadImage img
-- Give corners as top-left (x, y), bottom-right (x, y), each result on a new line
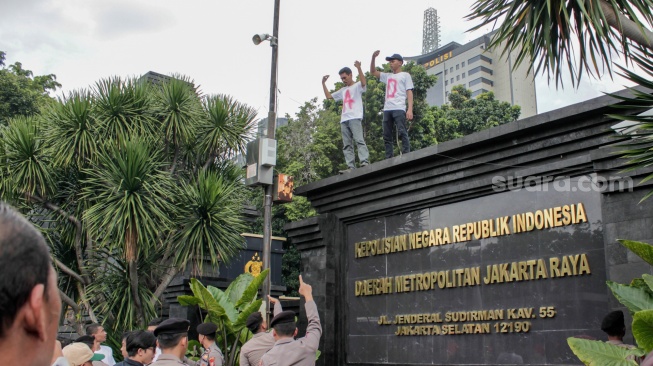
top-left (370, 51), bottom-right (414, 159)
top-left (322, 61), bottom-right (370, 174)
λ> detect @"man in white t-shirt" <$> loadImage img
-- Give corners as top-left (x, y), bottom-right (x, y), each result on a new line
top-left (86, 324), bottom-right (116, 366)
top-left (322, 60), bottom-right (370, 174)
top-left (370, 51), bottom-right (414, 159)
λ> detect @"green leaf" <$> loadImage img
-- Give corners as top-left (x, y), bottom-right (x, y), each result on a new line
top-left (232, 299), bottom-right (263, 332)
top-left (177, 295), bottom-right (201, 306)
top-left (619, 240), bottom-right (653, 266)
top-left (642, 275), bottom-right (653, 295)
top-left (236, 269), bottom-right (270, 310)
top-left (225, 272), bottom-right (254, 306)
top-left (607, 281), bottom-right (653, 313)
top-left (207, 285), bottom-right (238, 324)
top-left (567, 337), bottom-right (642, 365)
top-left (634, 310), bottom-right (653, 352)
top-left (189, 278), bottom-right (225, 319)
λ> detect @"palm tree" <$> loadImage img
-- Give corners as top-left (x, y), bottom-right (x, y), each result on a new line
top-left (467, 0), bottom-right (653, 86)
top-left (0, 74), bottom-right (259, 332)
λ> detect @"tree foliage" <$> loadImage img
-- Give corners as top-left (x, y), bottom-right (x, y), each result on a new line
top-left (0, 74), bottom-right (256, 335)
top-left (429, 85), bottom-right (521, 142)
top-left (0, 51), bottom-right (60, 125)
top-left (466, 0), bottom-right (653, 86)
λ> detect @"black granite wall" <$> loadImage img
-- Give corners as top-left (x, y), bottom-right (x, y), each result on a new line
top-left (286, 89), bottom-right (653, 366)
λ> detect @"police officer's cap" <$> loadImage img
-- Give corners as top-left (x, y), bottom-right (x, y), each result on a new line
top-left (197, 322), bottom-right (218, 335)
top-left (154, 318), bottom-right (190, 336)
top-left (246, 312), bottom-right (263, 332)
top-left (270, 310), bottom-right (296, 328)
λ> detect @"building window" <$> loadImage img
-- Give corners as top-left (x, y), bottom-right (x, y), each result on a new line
top-left (469, 77), bottom-right (493, 87)
top-left (462, 72), bottom-right (466, 78)
top-left (468, 55), bottom-right (493, 65)
top-left (451, 78), bottom-right (454, 84)
top-left (457, 75), bottom-right (460, 81)
top-left (456, 64), bottom-right (459, 70)
top-left (445, 80), bottom-right (448, 86)
top-left (468, 66), bottom-right (493, 76)
top-left (462, 61), bottom-right (465, 67)
top-left (445, 69), bottom-right (448, 75)
top-left (450, 67), bottom-right (453, 73)
top-left (471, 89), bottom-right (490, 97)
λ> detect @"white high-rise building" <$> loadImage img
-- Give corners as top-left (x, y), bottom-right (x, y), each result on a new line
top-left (406, 32), bottom-right (537, 119)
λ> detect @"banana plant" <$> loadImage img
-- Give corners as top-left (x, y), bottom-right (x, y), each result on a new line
top-left (178, 269), bottom-right (269, 366)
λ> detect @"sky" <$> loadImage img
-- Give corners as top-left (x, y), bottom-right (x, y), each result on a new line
top-left (0, 0), bottom-right (636, 120)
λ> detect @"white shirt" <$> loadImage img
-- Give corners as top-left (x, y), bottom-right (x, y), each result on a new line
top-left (96, 345), bottom-right (116, 366)
top-left (380, 72), bottom-right (414, 111)
top-left (52, 357), bottom-right (71, 366)
top-left (331, 81), bottom-right (366, 122)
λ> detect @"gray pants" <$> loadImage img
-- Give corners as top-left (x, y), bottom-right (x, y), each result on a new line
top-left (341, 119), bottom-right (369, 169)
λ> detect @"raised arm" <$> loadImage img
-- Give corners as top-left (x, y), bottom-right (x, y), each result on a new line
top-left (321, 75), bottom-right (333, 99)
top-left (268, 295), bottom-right (283, 316)
top-left (298, 275), bottom-right (321, 351)
top-left (370, 50), bottom-right (381, 78)
top-left (354, 60), bottom-right (366, 88)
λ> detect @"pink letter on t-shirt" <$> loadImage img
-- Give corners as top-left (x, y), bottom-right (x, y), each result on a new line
top-left (387, 78), bottom-right (397, 98)
top-left (343, 89), bottom-right (354, 112)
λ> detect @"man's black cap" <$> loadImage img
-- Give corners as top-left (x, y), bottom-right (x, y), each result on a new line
top-left (270, 310), bottom-right (296, 328)
top-left (154, 318), bottom-right (190, 336)
top-left (197, 322), bottom-right (218, 335)
top-left (601, 310), bottom-right (625, 334)
top-left (385, 54), bottom-right (404, 62)
top-left (246, 312), bottom-right (263, 333)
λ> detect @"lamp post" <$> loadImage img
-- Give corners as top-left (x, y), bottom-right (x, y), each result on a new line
top-left (253, 0), bottom-right (280, 327)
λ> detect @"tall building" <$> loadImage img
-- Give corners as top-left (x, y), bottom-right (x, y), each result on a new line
top-left (422, 8), bottom-right (441, 54)
top-left (406, 32), bottom-right (537, 119)
top-left (257, 117), bottom-right (288, 137)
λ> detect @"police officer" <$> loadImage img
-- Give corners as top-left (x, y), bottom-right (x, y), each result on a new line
top-left (151, 318), bottom-right (192, 366)
top-left (239, 296), bottom-right (283, 366)
top-left (260, 275), bottom-right (321, 366)
top-left (196, 323), bottom-right (224, 366)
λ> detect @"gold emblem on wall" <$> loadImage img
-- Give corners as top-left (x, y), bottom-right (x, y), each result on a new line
top-left (245, 253), bottom-right (263, 277)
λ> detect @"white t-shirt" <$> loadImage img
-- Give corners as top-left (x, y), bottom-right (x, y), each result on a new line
top-left (380, 72), bottom-right (414, 111)
top-left (52, 357), bottom-right (71, 366)
top-left (331, 81), bottom-right (366, 122)
top-left (96, 345), bottom-right (116, 366)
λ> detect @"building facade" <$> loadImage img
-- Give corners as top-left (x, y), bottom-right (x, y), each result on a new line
top-left (406, 33), bottom-right (537, 119)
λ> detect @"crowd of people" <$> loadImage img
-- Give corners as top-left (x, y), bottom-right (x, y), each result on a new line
top-left (0, 202), bottom-right (321, 366)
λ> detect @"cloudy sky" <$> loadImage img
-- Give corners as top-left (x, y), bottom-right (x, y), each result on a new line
top-left (0, 0), bottom-right (635, 119)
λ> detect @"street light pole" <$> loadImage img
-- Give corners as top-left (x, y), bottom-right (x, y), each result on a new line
top-left (262, 0), bottom-right (280, 327)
